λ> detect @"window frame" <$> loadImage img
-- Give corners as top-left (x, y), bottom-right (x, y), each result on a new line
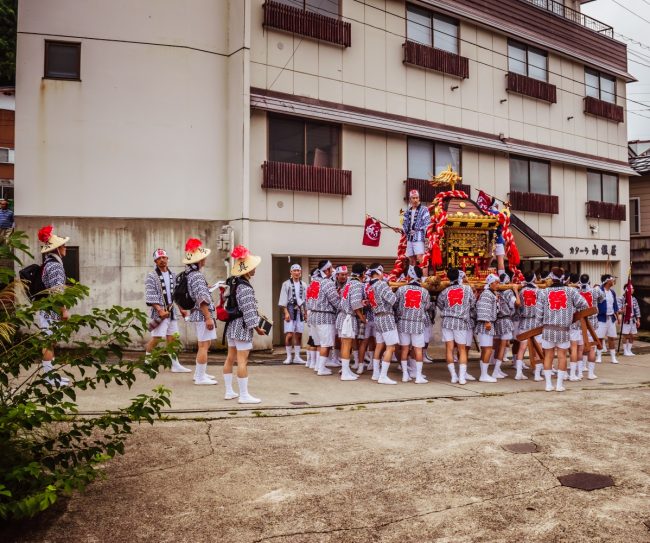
top-left (587, 170), bottom-right (619, 204)
top-left (275, 0), bottom-right (341, 17)
top-left (630, 197), bottom-right (641, 235)
top-left (405, 3), bottom-right (460, 55)
top-left (507, 39), bottom-right (548, 82)
top-left (407, 137), bottom-right (462, 180)
top-left (267, 114), bottom-right (341, 169)
top-left (509, 155), bottom-right (551, 195)
top-left (584, 67), bottom-right (617, 104)
top-left (44, 40), bottom-right (81, 81)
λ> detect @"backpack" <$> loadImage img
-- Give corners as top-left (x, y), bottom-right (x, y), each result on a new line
top-left (19, 263), bottom-right (46, 300)
top-left (173, 270), bottom-right (196, 310)
top-left (216, 276), bottom-right (243, 322)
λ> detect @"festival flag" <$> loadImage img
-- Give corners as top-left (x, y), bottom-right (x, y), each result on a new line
top-left (624, 268), bottom-right (633, 324)
top-left (476, 190), bottom-right (494, 214)
top-left (362, 216), bottom-right (382, 247)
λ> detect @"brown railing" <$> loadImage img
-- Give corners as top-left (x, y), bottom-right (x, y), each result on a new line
top-left (509, 190), bottom-right (559, 214)
top-left (262, 161), bottom-right (352, 195)
top-left (405, 179), bottom-right (471, 203)
top-left (506, 72), bottom-right (557, 103)
top-left (403, 40), bottom-right (469, 79)
top-left (584, 96), bottom-right (624, 123)
top-left (263, 1), bottom-right (351, 47)
top-left (586, 200), bottom-right (626, 221)
top-left (522, 0), bottom-right (613, 38)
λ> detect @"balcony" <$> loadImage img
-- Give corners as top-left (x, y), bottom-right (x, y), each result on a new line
top-left (403, 41), bottom-right (469, 79)
top-left (405, 179), bottom-right (471, 203)
top-left (586, 200), bottom-right (626, 221)
top-left (263, 1), bottom-right (351, 48)
top-left (584, 96), bottom-right (625, 123)
top-left (509, 191), bottom-right (559, 214)
top-left (521, 0), bottom-right (613, 38)
top-left (262, 161), bottom-right (352, 195)
top-left (506, 72), bottom-right (557, 103)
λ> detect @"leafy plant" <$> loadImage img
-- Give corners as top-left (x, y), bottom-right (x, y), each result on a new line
top-left (0, 231), bottom-right (177, 520)
top-left (0, 0), bottom-right (17, 86)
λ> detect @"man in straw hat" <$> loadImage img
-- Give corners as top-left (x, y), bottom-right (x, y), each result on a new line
top-left (183, 238), bottom-right (218, 385)
top-left (278, 263), bottom-right (307, 365)
top-left (223, 245), bottom-right (266, 404)
top-left (144, 248), bottom-right (191, 373)
top-left (37, 225), bottom-right (71, 385)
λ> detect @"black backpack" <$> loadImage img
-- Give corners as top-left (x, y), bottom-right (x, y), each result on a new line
top-left (173, 270), bottom-right (196, 310)
top-left (217, 276), bottom-right (243, 322)
top-left (19, 264), bottom-right (46, 300)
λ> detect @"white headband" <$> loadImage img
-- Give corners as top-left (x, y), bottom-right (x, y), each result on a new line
top-left (407, 265), bottom-right (419, 282)
top-left (290, 264), bottom-right (302, 272)
top-left (549, 271), bottom-right (563, 281)
top-left (484, 273), bottom-right (499, 290)
top-left (368, 265), bottom-right (383, 276)
top-left (153, 248), bottom-right (167, 261)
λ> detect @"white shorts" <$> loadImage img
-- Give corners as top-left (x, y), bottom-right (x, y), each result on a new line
top-left (406, 241), bottom-right (425, 257)
top-left (151, 318), bottom-right (179, 338)
top-left (541, 340), bottom-right (570, 350)
top-left (423, 325), bottom-right (432, 344)
top-left (314, 323), bottom-right (336, 348)
top-left (284, 319), bottom-right (305, 334)
top-left (622, 323), bottom-right (637, 335)
top-left (441, 328), bottom-right (470, 345)
top-left (597, 319), bottom-right (617, 339)
top-left (375, 328), bottom-right (399, 346)
top-left (398, 332), bottom-right (426, 348)
top-left (465, 329), bottom-right (474, 346)
top-left (195, 321), bottom-right (217, 342)
top-left (478, 333), bottom-right (494, 348)
top-left (227, 338), bottom-right (253, 351)
top-left (364, 322), bottom-right (375, 340)
top-left (570, 328), bottom-right (584, 344)
top-left (497, 332), bottom-right (513, 341)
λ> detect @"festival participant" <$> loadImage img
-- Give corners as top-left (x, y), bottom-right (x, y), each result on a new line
top-left (305, 268), bottom-right (320, 370)
top-left (474, 274), bottom-right (499, 383)
top-left (618, 283), bottom-right (641, 357)
top-left (535, 267), bottom-right (588, 392)
top-left (335, 263), bottom-right (366, 381)
top-left (595, 274), bottom-right (620, 364)
top-left (436, 268), bottom-right (475, 384)
top-left (144, 248), bottom-right (190, 373)
top-left (492, 272), bottom-right (520, 379)
top-left (307, 260), bottom-right (340, 376)
top-left (572, 274), bottom-right (604, 380)
top-left (356, 273), bottom-right (376, 375)
top-left (278, 264), bottom-right (307, 365)
top-left (514, 272), bottom-right (540, 381)
top-left (368, 264), bottom-right (399, 384)
top-left (395, 265), bottom-right (430, 384)
top-left (401, 190), bottom-right (431, 267)
top-left (37, 226), bottom-right (71, 386)
top-left (329, 265), bottom-right (349, 367)
top-left (183, 238), bottom-right (217, 386)
top-left (223, 245), bottom-right (266, 404)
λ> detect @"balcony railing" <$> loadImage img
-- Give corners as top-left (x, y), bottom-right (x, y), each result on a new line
top-left (584, 96), bottom-right (625, 123)
top-left (521, 0), bottom-right (613, 38)
top-left (405, 179), bottom-right (471, 203)
top-left (506, 72), bottom-right (557, 103)
top-left (262, 161), bottom-right (352, 195)
top-left (403, 41), bottom-right (469, 79)
top-left (586, 200), bottom-right (626, 221)
top-left (263, 1), bottom-right (351, 47)
top-left (509, 190), bottom-right (559, 214)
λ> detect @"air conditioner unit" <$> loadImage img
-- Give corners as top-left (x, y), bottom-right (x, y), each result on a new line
top-left (0, 148), bottom-right (13, 164)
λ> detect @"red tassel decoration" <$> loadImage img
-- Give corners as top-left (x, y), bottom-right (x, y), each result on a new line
top-left (509, 244), bottom-right (521, 267)
top-left (184, 238), bottom-right (202, 252)
top-left (38, 225), bottom-right (53, 243)
top-left (231, 245), bottom-right (250, 260)
top-left (432, 243), bottom-right (443, 267)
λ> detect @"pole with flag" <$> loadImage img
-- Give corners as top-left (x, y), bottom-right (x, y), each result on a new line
top-left (617, 266), bottom-right (632, 354)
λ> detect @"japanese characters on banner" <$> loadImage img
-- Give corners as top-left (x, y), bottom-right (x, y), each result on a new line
top-left (362, 216), bottom-right (382, 247)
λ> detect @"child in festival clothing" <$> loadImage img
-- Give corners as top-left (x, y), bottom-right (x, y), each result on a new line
top-left (618, 284), bottom-right (641, 357)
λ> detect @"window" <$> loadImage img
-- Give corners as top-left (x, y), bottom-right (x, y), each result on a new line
top-left (408, 138), bottom-right (461, 179)
top-left (585, 68), bottom-right (616, 104)
top-left (630, 197), bottom-right (640, 235)
top-left (587, 170), bottom-right (618, 204)
top-left (508, 40), bottom-right (548, 82)
top-left (44, 41), bottom-right (81, 80)
top-left (269, 115), bottom-right (340, 168)
top-left (406, 4), bottom-right (459, 54)
top-left (510, 156), bottom-right (550, 194)
top-left (274, 0), bottom-right (340, 17)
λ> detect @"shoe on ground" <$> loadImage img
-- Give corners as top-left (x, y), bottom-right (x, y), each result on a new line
top-left (415, 376), bottom-right (428, 384)
top-left (450, 374), bottom-right (459, 384)
top-left (224, 391), bottom-right (239, 400)
top-left (283, 356), bottom-right (292, 365)
top-left (479, 375), bottom-right (497, 383)
top-left (465, 373), bottom-right (476, 381)
top-left (194, 376), bottom-right (217, 385)
top-left (238, 394), bottom-right (261, 404)
top-left (514, 374), bottom-right (528, 380)
top-left (317, 368), bottom-right (333, 376)
top-left (378, 376), bottom-right (397, 385)
top-left (341, 373), bottom-right (359, 381)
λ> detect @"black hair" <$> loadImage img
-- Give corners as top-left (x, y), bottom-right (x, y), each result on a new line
top-left (524, 271), bottom-right (535, 283)
top-left (411, 265), bottom-right (423, 280)
top-left (580, 273), bottom-right (589, 284)
top-left (569, 272), bottom-right (579, 284)
top-left (369, 262), bottom-right (382, 270)
top-left (351, 262), bottom-right (366, 275)
top-left (447, 268), bottom-right (460, 282)
top-left (601, 274), bottom-right (613, 283)
top-left (317, 259), bottom-right (330, 270)
top-left (310, 267), bottom-right (318, 276)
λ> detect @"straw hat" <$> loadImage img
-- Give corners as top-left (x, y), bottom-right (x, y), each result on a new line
top-left (38, 225), bottom-right (70, 254)
top-left (231, 245), bottom-right (261, 277)
top-left (182, 238), bottom-right (211, 265)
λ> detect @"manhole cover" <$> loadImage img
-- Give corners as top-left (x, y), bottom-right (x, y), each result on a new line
top-left (557, 472), bottom-right (614, 491)
top-left (290, 401), bottom-right (309, 406)
top-left (502, 442), bottom-right (538, 454)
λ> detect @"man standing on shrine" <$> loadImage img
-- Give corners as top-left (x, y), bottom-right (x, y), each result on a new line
top-left (401, 190), bottom-right (431, 267)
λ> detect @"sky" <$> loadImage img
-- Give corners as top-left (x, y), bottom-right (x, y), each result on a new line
top-left (582, 0), bottom-right (650, 141)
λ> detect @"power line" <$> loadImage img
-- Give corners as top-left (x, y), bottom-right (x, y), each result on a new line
top-left (608, 0), bottom-right (650, 25)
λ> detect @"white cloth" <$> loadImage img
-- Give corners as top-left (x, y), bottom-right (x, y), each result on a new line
top-left (151, 318), bottom-right (179, 338)
top-left (442, 328), bottom-right (470, 345)
top-left (406, 241), bottom-right (425, 257)
top-left (570, 328), bottom-right (584, 344)
top-left (622, 322), bottom-right (638, 335)
top-left (541, 339), bottom-right (570, 350)
top-left (398, 332), bottom-right (426, 347)
top-left (161, 271), bottom-right (172, 305)
top-left (605, 290), bottom-right (615, 315)
top-left (423, 325), bottom-right (432, 344)
top-left (478, 333), bottom-right (494, 348)
top-left (375, 328), bottom-right (399, 346)
top-left (227, 337), bottom-right (253, 351)
top-left (314, 323), bottom-right (336, 347)
top-left (339, 315), bottom-right (355, 339)
top-left (293, 281), bottom-right (304, 307)
top-left (597, 319), bottom-right (617, 339)
top-left (195, 321), bottom-right (217, 342)
top-left (465, 329), bottom-right (473, 346)
top-left (497, 331), bottom-right (513, 340)
top-left (284, 319), bottom-right (305, 334)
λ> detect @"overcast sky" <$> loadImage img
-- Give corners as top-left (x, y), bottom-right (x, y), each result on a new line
top-left (582, 0), bottom-right (650, 141)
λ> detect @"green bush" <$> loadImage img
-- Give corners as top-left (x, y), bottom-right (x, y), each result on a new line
top-left (0, 231), bottom-right (177, 520)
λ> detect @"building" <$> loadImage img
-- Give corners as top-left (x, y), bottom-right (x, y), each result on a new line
top-left (629, 140), bottom-right (650, 329)
top-left (0, 86), bottom-right (14, 202)
top-left (16, 0), bottom-right (636, 348)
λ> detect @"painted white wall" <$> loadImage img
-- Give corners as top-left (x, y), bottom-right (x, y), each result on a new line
top-left (0, 92), bottom-right (15, 111)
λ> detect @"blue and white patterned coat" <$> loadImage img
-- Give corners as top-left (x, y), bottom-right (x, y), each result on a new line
top-left (494, 290), bottom-right (516, 336)
top-left (368, 279), bottom-right (397, 333)
top-left (402, 205), bottom-right (431, 242)
top-left (436, 283), bottom-right (475, 331)
top-left (306, 276), bottom-right (339, 325)
top-left (395, 283), bottom-right (431, 334)
top-left (227, 279), bottom-right (260, 342)
top-left (535, 285), bottom-right (588, 343)
top-left (517, 285), bottom-right (539, 333)
top-left (336, 278), bottom-right (365, 335)
top-left (186, 265), bottom-right (214, 322)
top-left (41, 254), bottom-right (66, 321)
top-left (617, 294), bottom-right (641, 323)
top-left (474, 289), bottom-right (497, 336)
top-left (145, 269), bottom-right (177, 320)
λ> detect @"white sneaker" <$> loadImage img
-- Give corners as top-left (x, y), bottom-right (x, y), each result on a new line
top-left (450, 374), bottom-right (459, 384)
top-left (545, 382), bottom-right (554, 392)
top-left (556, 384), bottom-right (566, 392)
top-left (402, 372), bottom-right (411, 383)
top-left (283, 355), bottom-right (292, 365)
top-left (587, 373), bottom-right (598, 380)
top-left (458, 375), bottom-right (467, 385)
top-left (514, 373), bottom-right (528, 380)
top-left (317, 367), bottom-right (333, 376)
top-left (415, 376), bottom-right (428, 384)
top-left (611, 358), bottom-right (619, 365)
top-left (378, 376), bottom-right (397, 385)
top-left (44, 376), bottom-right (70, 387)
top-left (224, 391), bottom-right (239, 400)
top-left (522, 362), bottom-right (530, 370)
top-left (479, 374), bottom-right (497, 383)
top-left (293, 356), bottom-right (305, 364)
top-left (465, 373), bottom-right (476, 381)
top-left (194, 376), bottom-right (217, 385)
top-left (238, 394), bottom-right (261, 404)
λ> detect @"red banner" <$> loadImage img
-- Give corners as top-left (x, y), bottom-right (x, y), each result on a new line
top-left (476, 190), bottom-right (493, 214)
top-left (362, 216), bottom-right (382, 247)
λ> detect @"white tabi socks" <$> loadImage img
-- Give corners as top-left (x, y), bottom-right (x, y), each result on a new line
top-left (224, 373), bottom-right (238, 399)
top-left (514, 359), bottom-right (528, 380)
top-left (351, 350), bottom-right (360, 369)
top-left (194, 363), bottom-right (217, 385)
top-left (237, 377), bottom-right (261, 404)
top-left (581, 355), bottom-right (588, 373)
top-left (415, 361), bottom-right (427, 384)
top-left (492, 359), bottom-right (507, 379)
top-left (543, 369), bottom-right (554, 392)
top-left (378, 361), bottom-right (397, 385)
top-left (42, 360), bottom-right (70, 386)
top-left (293, 345), bottom-right (305, 364)
top-left (587, 361), bottom-right (598, 380)
top-left (447, 363), bottom-right (458, 383)
top-left (596, 348), bottom-right (602, 363)
top-left (400, 360), bottom-right (410, 382)
top-left (340, 359), bottom-right (358, 381)
top-left (533, 364), bottom-right (543, 381)
top-left (479, 361), bottom-right (497, 383)
top-left (609, 349), bottom-right (619, 364)
top-left (458, 364), bottom-right (467, 385)
top-left (568, 361), bottom-right (578, 381)
top-left (556, 370), bottom-right (567, 392)
top-left (171, 356), bottom-right (192, 373)
top-left (371, 359), bottom-right (381, 380)
top-left (283, 345), bottom-right (293, 364)
top-left (317, 355), bottom-right (332, 376)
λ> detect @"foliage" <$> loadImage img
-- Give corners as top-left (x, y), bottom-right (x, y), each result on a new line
top-left (0, 231), bottom-right (177, 520)
top-left (0, 0), bottom-right (17, 86)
